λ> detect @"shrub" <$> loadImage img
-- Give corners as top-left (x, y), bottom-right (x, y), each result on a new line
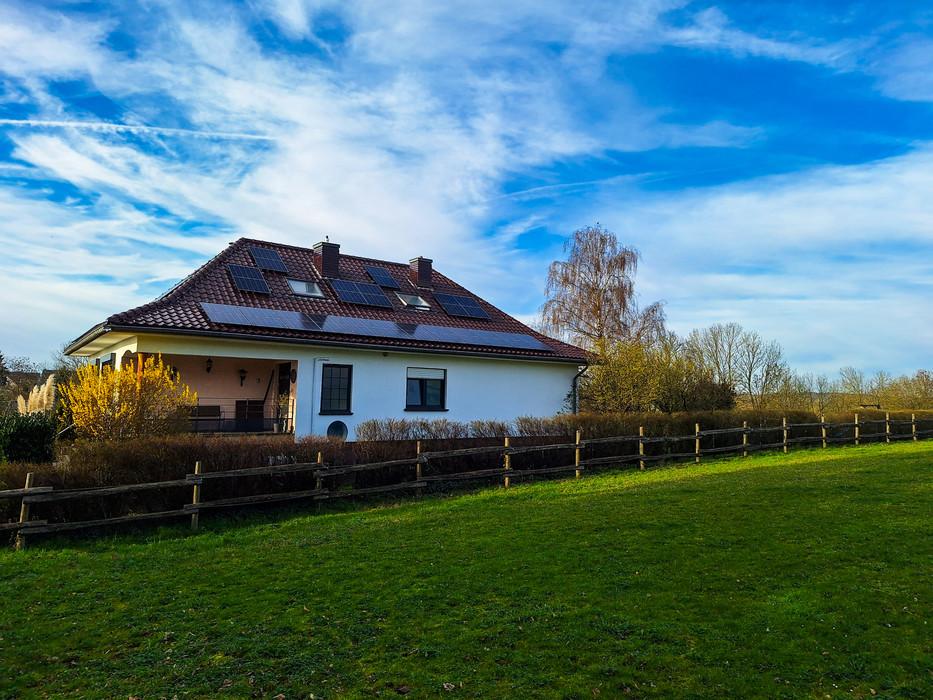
top-left (59, 434), bottom-right (347, 486)
top-left (356, 418), bottom-right (472, 441)
top-left (59, 355), bottom-right (197, 440)
top-left (0, 413), bottom-right (57, 464)
top-left (467, 419), bottom-right (514, 438)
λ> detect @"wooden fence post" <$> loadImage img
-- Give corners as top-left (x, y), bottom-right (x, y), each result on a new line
top-left (742, 421), bottom-right (748, 458)
top-left (190, 461), bottom-right (201, 531)
top-left (638, 426), bottom-right (645, 471)
top-left (885, 412), bottom-right (891, 444)
top-left (574, 430), bottom-right (581, 478)
top-left (416, 441), bottom-right (423, 497)
top-left (503, 437), bottom-right (511, 488)
top-left (912, 414), bottom-right (917, 442)
top-left (855, 413), bottom-right (860, 446)
top-left (695, 424), bottom-right (700, 464)
top-left (821, 416), bottom-right (827, 449)
top-left (14, 472), bottom-right (35, 551)
top-left (783, 417), bottom-right (788, 454)
top-left (315, 451), bottom-right (324, 504)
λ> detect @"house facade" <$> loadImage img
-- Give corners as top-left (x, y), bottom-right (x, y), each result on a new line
top-left (65, 239), bottom-right (586, 439)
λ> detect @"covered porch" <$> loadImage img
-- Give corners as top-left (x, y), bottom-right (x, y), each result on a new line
top-left (112, 350), bottom-right (298, 435)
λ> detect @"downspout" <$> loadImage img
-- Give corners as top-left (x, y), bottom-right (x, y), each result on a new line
top-left (572, 361), bottom-right (589, 414)
top-left (309, 357), bottom-right (331, 435)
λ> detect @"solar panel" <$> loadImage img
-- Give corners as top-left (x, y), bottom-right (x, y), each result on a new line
top-left (330, 279), bottom-right (392, 307)
top-left (228, 265), bottom-right (270, 293)
top-left (433, 293), bottom-right (490, 319)
top-left (249, 247), bottom-right (288, 273)
top-left (320, 316), bottom-right (359, 335)
top-left (239, 307), bottom-right (290, 328)
top-left (257, 309), bottom-right (325, 331)
top-left (364, 265), bottom-right (401, 288)
top-left (200, 302), bottom-right (251, 325)
top-left (195, 303), bottom-right (553, 352)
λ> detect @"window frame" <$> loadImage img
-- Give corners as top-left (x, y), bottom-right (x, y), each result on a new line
top-left (320, 364), bottom-right (353, 415)
top-left (396, 291), bottom-right (431, 311)
top-left (287, 278), bottom-right (326, 299)
top-left (405, 367), bottom-right (447, 412)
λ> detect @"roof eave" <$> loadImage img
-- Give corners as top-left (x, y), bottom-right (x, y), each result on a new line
top-left (64, 323), bottom-right (110, 356)
top-left (108, 325), bottom-right (586, 364)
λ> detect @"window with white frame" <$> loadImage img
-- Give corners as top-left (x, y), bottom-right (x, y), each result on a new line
top-left (406, 367), bottom-right (446, 411)
top-left (287, 278), bottom-right (326, 298)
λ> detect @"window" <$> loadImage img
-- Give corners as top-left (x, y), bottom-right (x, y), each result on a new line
top-left (406, 367), bottom-right (446, 411)
top-left (321, 364), bottom-right (352, 414)
top-left (287, 278), bottom-right (326, 298)
top-left (396, 292), bottom-right (431, 311)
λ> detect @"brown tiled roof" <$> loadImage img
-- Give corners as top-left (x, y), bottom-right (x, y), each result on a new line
top-left (75, 238), bottom-right (585, 362)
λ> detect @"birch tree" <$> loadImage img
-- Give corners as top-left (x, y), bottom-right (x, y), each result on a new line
top-left (540, 223), bottom-right (665, 349)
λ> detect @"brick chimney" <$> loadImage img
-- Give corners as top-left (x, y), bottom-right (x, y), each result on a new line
top-left (313, 241), bottom-right (340, 278)
top-left (409, 256), bottom-right (433, 287)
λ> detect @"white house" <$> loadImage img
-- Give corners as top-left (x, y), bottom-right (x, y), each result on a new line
top-left (65, 239), bottom-right (586, 439)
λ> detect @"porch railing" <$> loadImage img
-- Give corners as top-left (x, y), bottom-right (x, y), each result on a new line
top-left (190, 397), bottom-right (294, 434)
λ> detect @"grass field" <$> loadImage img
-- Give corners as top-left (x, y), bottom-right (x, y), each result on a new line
top-left (2, 442), bottom-right (932, 699)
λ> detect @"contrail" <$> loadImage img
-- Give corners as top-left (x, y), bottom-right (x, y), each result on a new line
top-left (0, 119), bottom-right (276, 141)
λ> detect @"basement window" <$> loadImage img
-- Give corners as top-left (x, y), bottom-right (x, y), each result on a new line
top-left (287, 279), bottom-right (325, 299)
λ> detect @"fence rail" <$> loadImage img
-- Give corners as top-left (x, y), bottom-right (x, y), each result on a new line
top-left (4, 412), bottom-right (931, 549)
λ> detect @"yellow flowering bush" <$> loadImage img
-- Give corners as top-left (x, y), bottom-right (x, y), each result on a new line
top-left (60, 354), bottom-right (197, 440)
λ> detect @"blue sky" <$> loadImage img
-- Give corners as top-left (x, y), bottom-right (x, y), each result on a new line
top-left (1, 1), bottom-right (932, 376)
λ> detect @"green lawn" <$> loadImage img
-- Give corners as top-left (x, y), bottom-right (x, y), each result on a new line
top-left (2, 442), bottom-right (932, 699)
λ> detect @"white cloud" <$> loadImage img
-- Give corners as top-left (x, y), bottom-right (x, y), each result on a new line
top-left (586, 146), bottom-right (933, 374)
top-left (662, 6), bottom-right (859, 67)
top-left (0, 0), bottom-right (929, 376)
top-left (0, 4), bottom-right (108, 78)
top-left (869, 35), bottom-right (933, 102)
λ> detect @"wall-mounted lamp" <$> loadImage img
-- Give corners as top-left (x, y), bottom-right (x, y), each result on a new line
top-left (205, 358), bottom-right (213, 373)
top-left (238, 369), bottom-right (248, 386)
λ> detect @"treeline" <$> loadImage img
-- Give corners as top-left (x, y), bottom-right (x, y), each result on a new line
top-left (542, 224), bottom-right (931, 414)
top-left (580, 322), bottom-right (933, 414)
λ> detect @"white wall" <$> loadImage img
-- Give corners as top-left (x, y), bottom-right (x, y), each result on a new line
top-left (291, 347), bottom-right (580, 439)
top-left (84, 333), bottom-right (581, 440)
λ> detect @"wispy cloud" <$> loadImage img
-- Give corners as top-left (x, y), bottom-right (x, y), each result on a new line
top-left (0, 119), bottom-right (276, 141)
top-left (0, 0), bottom-right (931, 376)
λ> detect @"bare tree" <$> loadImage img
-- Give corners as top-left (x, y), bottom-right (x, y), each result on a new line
top-left (735, 331), bottom-right (788, 411)
top-left (775, 372), bottom-right (813, 412)
top-left (540, 223), bottom-right (665, 349)
top-left (685, 322), bottom-right (744, 387)
top-left (838, 366), bottom-right (867, 408)
top-left (814, 373), bottom-right (840, 414)
top-left (868, 370), bottom-right (893, 408)
top-left (0, 355), bottom-right (42, 408)
top-left (907, 370), bottom-right (933, 408)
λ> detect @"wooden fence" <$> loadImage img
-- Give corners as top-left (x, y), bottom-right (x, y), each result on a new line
top-left (4, 413), bottom-right (931, 549)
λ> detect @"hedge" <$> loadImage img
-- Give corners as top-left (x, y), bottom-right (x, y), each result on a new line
top-left (0, 413), bottom-right (57, 464)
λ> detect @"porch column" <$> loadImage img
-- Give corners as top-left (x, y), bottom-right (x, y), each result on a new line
top-left (293, 358), bottom-right (316, 438)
